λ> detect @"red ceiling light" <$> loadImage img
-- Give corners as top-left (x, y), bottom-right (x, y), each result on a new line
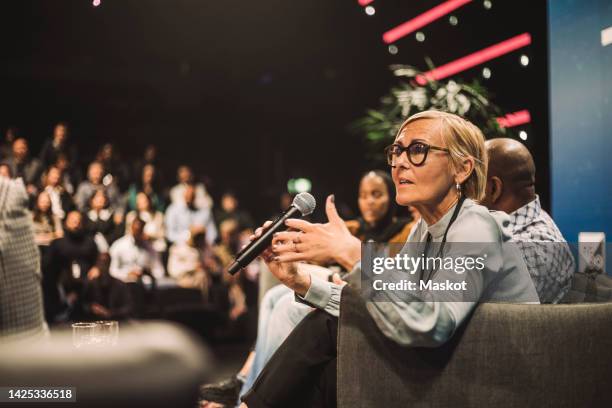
top-left (415, 33), bottom-right (532, 85)
top-left (383, 0), bottom-right (472, 44)
top-left (497, 110), bottom-right (532, 128)
top-left (358, 0), bottom-right (374, 6)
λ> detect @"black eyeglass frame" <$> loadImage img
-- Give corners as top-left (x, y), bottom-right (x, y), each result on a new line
top-left (384, 141), bottom-right (450, 167)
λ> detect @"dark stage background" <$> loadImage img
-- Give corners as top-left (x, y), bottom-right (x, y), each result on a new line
top-left (0, 0), bottom-right (548, 222)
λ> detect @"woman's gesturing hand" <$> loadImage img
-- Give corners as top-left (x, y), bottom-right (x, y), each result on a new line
top-left (248, 221), bottom-right (311, 296)
top-left (271, 195), bottom-right (362, 271)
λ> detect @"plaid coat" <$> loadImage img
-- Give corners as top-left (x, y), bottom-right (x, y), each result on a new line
top-left (0, 177), bottom-right (45, 341)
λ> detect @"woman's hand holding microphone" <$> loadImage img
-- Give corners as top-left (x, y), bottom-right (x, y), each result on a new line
top-left (248, 195), bottom-right (362, 295)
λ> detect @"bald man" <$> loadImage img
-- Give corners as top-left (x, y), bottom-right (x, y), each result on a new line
top-left (483, 138), bottom-right (575, 303)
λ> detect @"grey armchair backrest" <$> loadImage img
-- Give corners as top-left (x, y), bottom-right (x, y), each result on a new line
top-left (337, 286), bottom-right (612, 408)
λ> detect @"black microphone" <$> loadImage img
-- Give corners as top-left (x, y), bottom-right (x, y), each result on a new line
top-left (227, 192), bottom-right (316, 275)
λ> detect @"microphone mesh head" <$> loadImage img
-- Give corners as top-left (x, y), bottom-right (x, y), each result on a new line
top-left (293, 192), bottom-right (316, 216)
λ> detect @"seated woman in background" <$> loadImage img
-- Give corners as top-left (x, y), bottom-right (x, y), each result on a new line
top-left (85, 190), bottom-right (123, 251)
top-left (125, 164), bottom-right (165, 213)
top-left (240, 110), bottom-right (539, 408)
top-left (40, 165), bottom-right (75, 220)
top-left (125, 191), bottom-right (166, 254)
top-left (32, 191), bottom-right (63, 255)
top-left (201, 170), bottom-right (417, 408)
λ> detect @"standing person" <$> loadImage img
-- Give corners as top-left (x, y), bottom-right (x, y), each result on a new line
top-left (239, 111), bottom-right (538, 408)
top-left (482, 138), bottom-right (575, 303)
top-left (0, 126), bottom-right (18, 160)
top-left (0, 177), bottom-right (46, 342)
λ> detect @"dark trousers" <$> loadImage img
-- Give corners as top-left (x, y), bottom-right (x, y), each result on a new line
top-left (242, 308), bottom-right (339, 408)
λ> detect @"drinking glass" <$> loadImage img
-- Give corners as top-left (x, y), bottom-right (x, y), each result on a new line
top-left (72, 322), bottom-right (97, 348)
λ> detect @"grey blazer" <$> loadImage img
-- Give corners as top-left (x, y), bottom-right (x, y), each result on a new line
top-left (0, 177), bottom-right (45, 342)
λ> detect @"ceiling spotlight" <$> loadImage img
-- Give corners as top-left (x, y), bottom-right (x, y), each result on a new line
top-left (520, 55), bottom-right (530, 66)
top-left (365, 6), bottom-right (375, 16)
top-left (482, 67), bottom-right (491, 79)
top-left (519, 131), bottom-right (528, 140)
top-left (415, 32), bottom-right (425, 42)
top-left (388, 45), bottom-right (399, 55)
top-left (93, 0), bottom-right (101, 6)
top-left (449, 15), bottom-right (458, 26)
top-left (483, 0), bottom-right (492, 10)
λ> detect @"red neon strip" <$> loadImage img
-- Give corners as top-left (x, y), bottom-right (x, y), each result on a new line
top-left (415, 33), bottom-right (532, 85)
top-left (358, 0), bottom-right (374, 6)
top-left (383, 0), bottom-right (472, 44)
top-left (497, 110), bottom-right (531, 128)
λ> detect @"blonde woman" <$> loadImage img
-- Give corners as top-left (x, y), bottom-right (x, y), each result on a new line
top-left (239, 111), bottom-right (538, 408)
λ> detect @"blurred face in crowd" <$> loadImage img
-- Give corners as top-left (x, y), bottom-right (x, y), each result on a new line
top-left (36, 192), bottom-right (51, 213)
top-left (184, 184), bottom-right (196, 206)
top-left (65, 211), bottom-right (83, 233)
top-left (131, 218), bottom-right (146, 242)
top-left (0, 164), bottom-right (11, 179)
top-left (391, 119), bottom-right (455, 208)
top-left (220, 219), bottom-right (238, 245)
top-left (358, 172), bottom-right (390, 226)
top-left (177, 166), bottom-right (193, 184)
top-left (136, 192), bottom-right (152, 212)
top-left (5, 128), bottom-right (17, 143)
top-left (12, 138), bottom-right (28, 161)
top-left (53, 124), bottom-right (68, 144)
top-left (88, 162), bottom-right (103, 184)
top-left (46, 166), bottom-right (62, 187)
top-left (90, 190), bottom-right (107, 211)
top-left (100, 143), bottom-right (113, 161)
top-left (56, 154), bottom-right (69, 171)
top-left (142, 164), bottom-right (155, 185)
top-left (144, 145), bottom-right (156, 162)
top-left (221, 194), bottom-right (238, 213)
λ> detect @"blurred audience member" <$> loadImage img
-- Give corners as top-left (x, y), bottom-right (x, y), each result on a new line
top-left (85, 190), bottom-right (123, 250)
top-left (0, 163), bottom-right (12, 179)
top-left (41, 165), bottom-right (75, 220)
top-left (32, 191), bottom-right (63, 252)
top-left (109, 217), bottom-right (165, 283)
top-left (169, 165), bottom-right (212, 211)
top-left (54, 152), bottom-right (78, 194)
top-left (166, 183), bottom-right (217, 245)
top-left (39, 122), bottom-right (76, 168)
top-left (75, 161), bottom-right (120, 211)
top-left (0, 177), bottom-right (46, 341)
top-left (126, 164), bottom-right (165, 213)
top-left (82, 254), bottom-right (134, 320)
top-left (483, 138), bottom-right (575, 303)
top-left (132, 144), bottom-right (164, 186)
top-left (213, 219), bottom-right (241, 268)
top-left (1, 127), bottom-right (19, 160)
top-left (215, 191), bottom-right (255, 231)
top-left (125, 192), bottom-right (166, 254)
top-left (167, 230), bottom-right (215, 295)
top-left (42, 211), bottom-right (98, 323)
top-left (96, 143), bottom-right (130, 192)
top-left (5, 138), bottom-right (42, 195)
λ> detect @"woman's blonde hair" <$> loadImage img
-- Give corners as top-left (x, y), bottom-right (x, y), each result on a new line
top-left (396, 110), bottom-right (488, 202)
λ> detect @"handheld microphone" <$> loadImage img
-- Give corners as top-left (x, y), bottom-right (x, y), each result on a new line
top-left (227, 192), bottom-right (316, 275)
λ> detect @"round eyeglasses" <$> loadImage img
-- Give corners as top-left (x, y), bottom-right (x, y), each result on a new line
top-left (384, 141), bottom-right (450, 167)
